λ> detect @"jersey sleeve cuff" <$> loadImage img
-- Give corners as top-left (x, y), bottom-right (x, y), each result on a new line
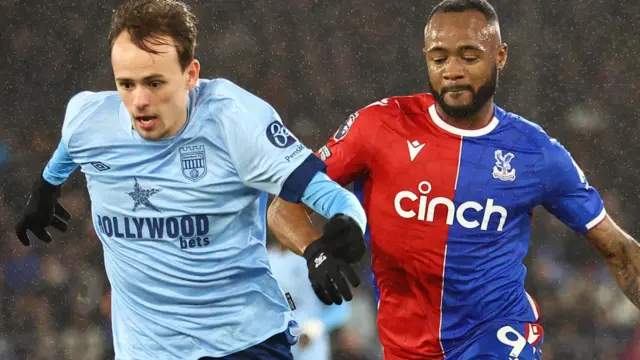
top-left (584, 208), bottom-right (607, 232)
top-left (279, 154), bottom-right (327, 203)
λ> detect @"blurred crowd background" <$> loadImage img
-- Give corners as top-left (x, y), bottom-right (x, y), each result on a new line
top-left (2, 0), bottom-right (640, 359)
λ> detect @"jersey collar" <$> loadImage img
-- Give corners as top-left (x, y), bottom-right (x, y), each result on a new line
top-left (428, 104), bottom-right (499, 137)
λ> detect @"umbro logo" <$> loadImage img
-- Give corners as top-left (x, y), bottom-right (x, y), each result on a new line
top-left (91, 162), bottom-right (110, 171)
top-left (407, 140), bottom-right (425, 161)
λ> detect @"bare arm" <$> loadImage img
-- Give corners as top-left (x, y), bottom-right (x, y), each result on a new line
top-left (267, 197), bottom-right (320, 256)
top-left (585, 215), bottom-right (640, 309)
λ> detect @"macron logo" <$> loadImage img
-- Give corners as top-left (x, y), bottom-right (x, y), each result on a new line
top-left (407, 140), bottom-right (425, 161)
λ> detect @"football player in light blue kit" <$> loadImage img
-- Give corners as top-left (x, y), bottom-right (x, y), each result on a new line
top-left (14, 1), bottom-right (368, 359)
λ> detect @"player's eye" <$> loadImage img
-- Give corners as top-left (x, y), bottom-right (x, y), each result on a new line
top-left (432, 57), bottom-right (447, 65)
top-left (149, 81), bottom-right (164, 88)
top-left (463, 56), bottom-right (479, 63)
top-left (119, 83), bottom-right (134, 90)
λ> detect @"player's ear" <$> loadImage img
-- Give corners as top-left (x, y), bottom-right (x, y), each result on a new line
top-left (185, 59), bottom-right (200, 90)
top-left (497, 43), bottom-right (508, 71)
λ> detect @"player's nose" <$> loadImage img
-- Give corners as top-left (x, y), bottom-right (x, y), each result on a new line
top-left (442, 58), bottom-right (465, 81)
top-left (132, 88), bottom-right (151, 109)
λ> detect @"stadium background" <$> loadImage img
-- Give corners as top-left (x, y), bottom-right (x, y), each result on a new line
top-left (1, 0), bottom-right (640, 359)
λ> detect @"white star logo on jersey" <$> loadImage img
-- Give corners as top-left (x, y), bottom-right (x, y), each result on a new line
top-left (407, 140), bottom-right (425, 161)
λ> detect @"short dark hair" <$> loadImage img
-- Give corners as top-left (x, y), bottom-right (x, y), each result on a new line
top-left (108, 0), bottom-right (198, 71)
top-left (427, 0), bottom-right (499, 25)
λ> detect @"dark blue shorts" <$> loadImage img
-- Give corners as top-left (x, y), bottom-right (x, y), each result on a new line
top-left (199, 331), bottom-right (295, 360)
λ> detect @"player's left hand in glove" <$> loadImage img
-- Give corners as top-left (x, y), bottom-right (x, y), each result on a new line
top-left (303, 239), bottom-right (361, 306)
top-left (317, 214), bottom-right (367, 264)
top-left (15, 177), bottom-right (71, 246)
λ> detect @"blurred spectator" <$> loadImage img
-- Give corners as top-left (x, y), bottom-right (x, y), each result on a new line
top-left (268, 242), bottom-right (352, 360)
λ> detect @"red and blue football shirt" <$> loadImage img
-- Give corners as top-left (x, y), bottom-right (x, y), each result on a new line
top-left (316, 93), bottom-right (606, 359)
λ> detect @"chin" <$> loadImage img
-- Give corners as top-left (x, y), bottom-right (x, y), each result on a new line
top-left (444, 98), bottom-right (473, 107)
top-left (142, 134), bottom-right (165, 141)
top-left (134, 127), bottom-right (163, 140)
top-left (440, 104), bottom-right (477, 118)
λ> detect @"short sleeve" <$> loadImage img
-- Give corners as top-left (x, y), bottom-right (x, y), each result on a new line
top-left (541, 138), bottom-right (606, 233)
top-left (214, 84), bottom-right (325, 202)
top-left (61, 91), bottom-right (95, 149)
top-left (316, 100), bottom-right (385, 186)
top-left (43, 92), bottom-right (97, 185)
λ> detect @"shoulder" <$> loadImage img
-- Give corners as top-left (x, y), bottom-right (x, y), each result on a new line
top-left (62, 90), bottom-right (120, 146)
top-left (494, 106), bottom-right (563, 152)
top-left (191, 78), bottom-right (280, 137)
top-left (334, 93), bottom-right (432, 141)
top-left (493, 106), bottom-right (575, 176)
top-left (195, 78), bottom-right (274, 117)
top-left (64, 91), bottom-right (119, 123)
top-left (352, 93), bottom-right (433, 122)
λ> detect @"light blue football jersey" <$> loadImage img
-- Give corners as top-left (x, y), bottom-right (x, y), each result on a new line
top-left (42, 78), bottom-right (330, 359)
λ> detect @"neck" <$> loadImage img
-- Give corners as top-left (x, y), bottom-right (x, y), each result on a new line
top-left (166, 93), bottom-right (190, 138)
top-left (436, 100), bottom-right (495, 130)
top-left (167, 111), bottom-right (188, 137)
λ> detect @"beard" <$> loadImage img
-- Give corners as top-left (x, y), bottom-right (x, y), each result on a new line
top-left (428, 64), bottom-right (498, 119)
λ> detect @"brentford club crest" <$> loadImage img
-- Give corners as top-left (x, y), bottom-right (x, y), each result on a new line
top-left (180, 145), bottom-right (207, 182)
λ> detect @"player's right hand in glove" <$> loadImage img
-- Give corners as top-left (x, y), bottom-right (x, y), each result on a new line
top-left (15, 176), bottom-right (71, 246)
top-left (303, 214), bottom-right (366, 305)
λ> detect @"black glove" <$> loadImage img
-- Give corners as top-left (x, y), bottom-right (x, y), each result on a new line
top-left (317, 214), bottom-right (367, 263)
top-left (304, 239), bottom-right (361, 305)
top-left (15, 177), bottom-right (71, 246)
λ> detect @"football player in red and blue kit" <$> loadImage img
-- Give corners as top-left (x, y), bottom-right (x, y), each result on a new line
top-left (268, 0), bottom-right (640, 359)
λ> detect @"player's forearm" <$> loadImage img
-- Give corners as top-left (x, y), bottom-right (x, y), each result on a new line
top-left (267, 197), bottom-right (320, 255)
top-left (605, 238), bottom-right (640, 309)
top-left (42, 141), bottom-right (79, 185)
top-left (297, 171), bottom-right (366, 232)
top-left (268, 171), bottom-right (366, 255)
top-left (586, 216), bottom-right (640, 309)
